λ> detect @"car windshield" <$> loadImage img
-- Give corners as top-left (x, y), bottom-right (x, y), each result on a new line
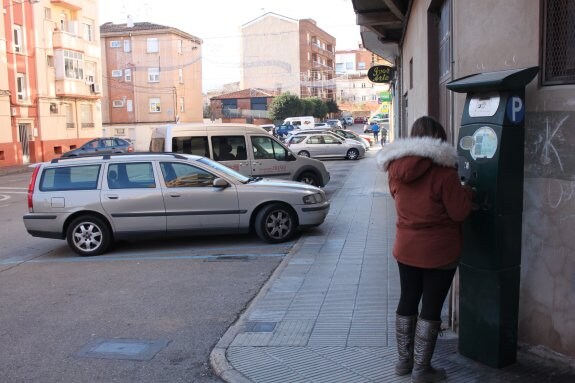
top-left (197, 157), bottom-right (250, 183)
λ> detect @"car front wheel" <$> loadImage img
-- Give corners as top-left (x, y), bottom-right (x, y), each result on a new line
top-left (255, 203), bottom-right (297, 243)
top-left (66, 215), bottom-right (112, 256)
top-left (346, 148), bottom-right (360, 160)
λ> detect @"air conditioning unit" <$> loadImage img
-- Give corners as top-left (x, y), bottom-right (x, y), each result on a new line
top-left (50, 103), bottom-right (58, 113)
top-left (90, 83), bottom-right (101, 93)
top-left (10, 107), bottom-right (17, 116)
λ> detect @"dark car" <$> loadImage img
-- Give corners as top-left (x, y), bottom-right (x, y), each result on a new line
top-left (354, 116), bottom-right (367, 124)
top-left (62, 137), bottom-right (134, 158)
top-left (275, 124), bottom-right (296, 138)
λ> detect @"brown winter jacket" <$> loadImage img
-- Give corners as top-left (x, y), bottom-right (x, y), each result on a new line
top-left (377, 137), bottom-right (473, 268)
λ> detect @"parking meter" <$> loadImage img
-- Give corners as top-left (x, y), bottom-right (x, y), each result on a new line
top-left (446, 66), bottom-right (538, 368)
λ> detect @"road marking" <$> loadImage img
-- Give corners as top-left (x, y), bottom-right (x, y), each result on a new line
top-left (0, 187), bottom-right (27, 190)
top-left (0, 195), bottom-right (10, 202)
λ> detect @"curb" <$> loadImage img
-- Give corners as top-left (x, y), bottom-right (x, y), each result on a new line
top-left (209, 236), bottom-right (308, 383)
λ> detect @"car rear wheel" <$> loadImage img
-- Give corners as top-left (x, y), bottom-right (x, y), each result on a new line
top-left (297, 151), bottom-right (310, 157)
top-left (297, 171), bottom-right (319, 186)
top-left (66, 215), bottom-right (112, 256)
top-left (346, 148), bottom-right (360, 160)
top-left (255, 203), bottom-right (297, 243)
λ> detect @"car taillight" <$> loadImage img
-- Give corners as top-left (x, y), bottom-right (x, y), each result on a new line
top-left (28, 166), bottom-right (40, 211)
top-left (128, 146), bottom-right (134, 152)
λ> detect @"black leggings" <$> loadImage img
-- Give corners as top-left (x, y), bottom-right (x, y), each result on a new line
top-left (396, 262), bottom-right (456, 321)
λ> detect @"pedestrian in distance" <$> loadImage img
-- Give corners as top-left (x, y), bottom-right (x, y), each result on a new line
top-left (381, 126), bottom-right (388, 146)
top-left (371, 121), bottom-right (380, 142)
top-left (376, 116), bottom-right (474, 383)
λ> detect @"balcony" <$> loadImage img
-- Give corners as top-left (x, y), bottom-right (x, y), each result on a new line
top-left (55, 79), bottom-right (93, 98)
top-left (51, 0), bottom-right (82, 10)
top-left (53, 30), bottom-right (84, 52)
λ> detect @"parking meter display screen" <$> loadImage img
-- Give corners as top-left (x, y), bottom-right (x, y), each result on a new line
top-left (471, 127), bottom-right (498, 160)
top-left (469, 93), bottom-right (500, 117)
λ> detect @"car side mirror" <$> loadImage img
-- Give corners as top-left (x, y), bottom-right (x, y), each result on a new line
top-left (213, 178), bottom-right (229, 188)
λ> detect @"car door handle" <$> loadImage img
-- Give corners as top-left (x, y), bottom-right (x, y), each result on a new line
top-left (169, 193), bottom-right (181, 197)
top-left (105, 194), bottom-right (119, 199)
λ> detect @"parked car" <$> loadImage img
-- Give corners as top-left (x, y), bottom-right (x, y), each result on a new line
top-left (149, 123), bottom-right (330, 187)
top-left (342, 117), bottom-right (354, 126)
top-left (61, 137), bottom-right (134, 158)
top-left (285, 132), bottom-right (365, 160)
top-left (23, 152), bottom-right (330, 256)
top-left (275, 123), bottom-right (297, 138)
top-left (354, 116), bottom-right (367, 124)
top-left (331, 129), bottom-right (371, 150)
top-left (258, 124), bottom-right (275, 135)
top-left (325, 119), bottom-right (343, 129)
top-left (313, 122), bottom-right (329, 129)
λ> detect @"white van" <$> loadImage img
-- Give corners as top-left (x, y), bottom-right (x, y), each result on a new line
top-left (283, 116), bottom-right (315, 129)
top-left (149, 123), bottom-right (330, 186)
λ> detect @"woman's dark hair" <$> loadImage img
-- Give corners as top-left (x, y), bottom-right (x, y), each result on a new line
top-left (410, 116), bottom-right (447, 142)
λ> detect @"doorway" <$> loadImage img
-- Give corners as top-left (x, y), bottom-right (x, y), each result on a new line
top-left (18, 123), bottom-right (32, 164)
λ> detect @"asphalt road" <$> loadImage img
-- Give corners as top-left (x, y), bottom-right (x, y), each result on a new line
top-left (0, 148), bottom-right (362, 383)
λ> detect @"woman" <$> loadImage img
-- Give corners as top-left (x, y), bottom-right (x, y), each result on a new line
top-left (377, 116), bottom-right (473, 383)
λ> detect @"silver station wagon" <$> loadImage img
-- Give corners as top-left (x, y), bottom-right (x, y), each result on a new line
top-left (23, 153), bottom-right (330, 256)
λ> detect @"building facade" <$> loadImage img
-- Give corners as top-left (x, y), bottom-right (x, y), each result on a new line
top-left (1, 0), bottom-right (102, 167)
top-left (353, 0), bottom-right (575, 359)
top-left (335, 48), bottom-right (391, 118)
top-left (240, 13), bottom-right (336, 101)
top-left (100, 21), bottom-right (203, 146)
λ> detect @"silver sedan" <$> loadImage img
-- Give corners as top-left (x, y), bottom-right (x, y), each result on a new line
top-left (286, 133), bottom-right (366, 160)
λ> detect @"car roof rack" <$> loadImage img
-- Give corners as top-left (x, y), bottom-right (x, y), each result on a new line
top-left (50, 152), bottom-right (189, 163)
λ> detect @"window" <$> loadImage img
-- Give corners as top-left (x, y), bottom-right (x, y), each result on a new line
top-left (126, 100), bottom-right (133, 112)
top-left (13, 25), bottom-right (23, 53)
top-left (161, 162), bottom-right (215, 188)
top-left (409, 58), bottom-right (413, 89)
top-left (112, 100), bottom-right (124, 108)
top-left (80, 104), bottom-right (94, 128)
top-left (108, 163), bottom-right (155, 189)
top-left (148, 67), bottom-right (159, 82)
top-left (358, 62), bottom-right (366, 69)
top-left (47, 55), bottom-right (54, 67)
top-left (179, 97), bottom-right (184, 113)
top-left (16, 74), bottom-right (28, 101)
top-left (147, 38), bottom-right (159, 53)
top-left (149, 98), bottom-right (161, 112)
top-left (111, 69), bottom-right (122, 78)
top-left (211, 136), bottom-right (248, 161)
top-left (172, 136), bottom-right (209, 157)
top-left (123, 39), bottom-right (131, 53)
top-left (178, 68), bottom-right (183, 83)
top-left (250, 136), bottom-right (287, 161)
top-left (177, 39), bottom-right (183, 54)
top-left (44, 7), bottom-right (52, 20)
top-left (83, 21), bottom-right (93, 41)
top-left (542, 0), bottom-right (575, 85)
top-left (85, 61), bottom-right (96, 83)
top-left (110, 40), bottom-right (121, 48)
top-left (64, 50), bottom-right (83, 80)
top-left (125, 68), bottom-right (132, 82)
top-left (40, 165), bottom-right (101, 191)
top-left (64, 104), bottom-right (74, 129)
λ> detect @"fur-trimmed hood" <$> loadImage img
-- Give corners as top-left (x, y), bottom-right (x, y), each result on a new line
top-left (377, 137), bottom-right (458, 183)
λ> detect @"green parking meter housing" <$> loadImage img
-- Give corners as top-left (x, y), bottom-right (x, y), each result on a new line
top-left (446, 66), bottom-right (538, 368)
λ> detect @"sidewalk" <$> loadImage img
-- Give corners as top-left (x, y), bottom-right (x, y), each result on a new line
top-left (210, 150), bottom-right (575, 383)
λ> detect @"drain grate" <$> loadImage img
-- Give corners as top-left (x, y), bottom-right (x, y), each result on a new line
top-left (75, 338), bottom-right (170, 361)
top-left (245, 321), bottom-right (277, 333)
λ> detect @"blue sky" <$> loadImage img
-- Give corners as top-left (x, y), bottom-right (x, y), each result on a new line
top-left (99, 0), bottom-right (361, 92)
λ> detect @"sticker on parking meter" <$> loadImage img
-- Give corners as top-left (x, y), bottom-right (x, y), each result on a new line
top-left (471, 127), bottom-right (498, 160)
top-left (469, 93), bottom-right (500, 117)
top-left (506, 96), bottom-right (524, 124)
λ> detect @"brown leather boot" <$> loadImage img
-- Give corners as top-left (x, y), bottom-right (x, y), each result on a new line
top-left (395, 314), bottom-right (417, 375)
top-left (411, 318), bottom-right (446, 383)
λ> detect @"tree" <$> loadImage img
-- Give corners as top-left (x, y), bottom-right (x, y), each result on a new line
top-left (307, 97), bottom-right (328, 119)
top-left (268, 93), bottom-right (302, 122)
top-left (301, 98), bottom-right (315, 116)
top-left (326, 100), bottom-right (340, 115)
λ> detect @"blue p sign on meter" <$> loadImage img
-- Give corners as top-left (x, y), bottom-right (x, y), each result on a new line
top-left (506, 96), bottom-right (524, 124)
